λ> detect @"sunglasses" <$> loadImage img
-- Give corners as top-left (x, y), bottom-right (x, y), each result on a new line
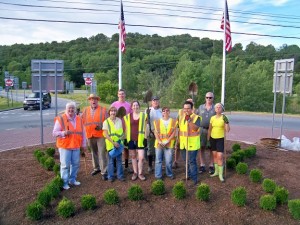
top-left (206, 97), bottom-right (213, 99)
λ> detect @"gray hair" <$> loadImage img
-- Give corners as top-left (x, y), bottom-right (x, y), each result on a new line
top-left (65, 101), bottom-right (76, 110)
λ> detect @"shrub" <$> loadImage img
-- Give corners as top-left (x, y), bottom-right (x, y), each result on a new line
top-left (46, 147), bottom-right (56, 157)
top-left (236, 162), bottom-right (248, 175)
top-left (37, 152), bottom-right (45, 163)
top-left (45, 182), bottom-right (60, 199)
top-left (103, 189), bottom-right (119, 205)
top-left (274, 186), bottom-right (289, 205)
top-left (262, 179), bottom-right (277, 193)
top-left (260, 194), bottom-right (277, 211)
top-left (232, 143), bottom-right (241, 152)
top-left (226, 158), bottom-right (236, 169)
top-left (43, 157), bottom-right (55, 170)
top-left (249, 169), bottom-right (263, 183)
top-left (56, 197), bottom-right (75, 218)
top-left (39, 155), bottom-right (48, 165)
top-left (231, 152), bottom-right (242, 164)
top-left (26, 201), bottom-right (44, 221)
top-left (52, 176), bottom-right (64, 189)
top-left (245, 146), bottom-right (256, 157)
top-left (172, 181), bottom-right (186, 200)
top-left (128, 185), bottom-right (143, 201)
top-left (231, 187), bottom-right (247, 206)
top-left (37, 189), bottom-right (52, 207)
top-left (151, 180), bottom-right (165, 196)
top-left (53, 164), bottom-right (60, 175)
top-left (33, 149), bottom-right (42, 160)
top-left (236, 150), bottom-right (245, 161)
top-left (196, 183), bottom-right (210, 201)
top-left (81, 194), bottom-right (97, 209)
top-left (288, 199), bottom-right (300, 220)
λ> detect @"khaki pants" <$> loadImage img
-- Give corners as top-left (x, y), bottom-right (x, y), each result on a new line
top-left (88, 137), bottom-right (107, 175)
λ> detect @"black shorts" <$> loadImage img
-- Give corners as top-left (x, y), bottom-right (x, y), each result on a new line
top-left (210, 137), bottom-right (224, 152)
top-left (128, 141), bottom-right (143, 150)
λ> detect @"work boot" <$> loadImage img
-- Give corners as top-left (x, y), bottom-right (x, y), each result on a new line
top-left (210, 163), bottom-right (219, 177)
top-left (219, 166), bottom-right (224, 182)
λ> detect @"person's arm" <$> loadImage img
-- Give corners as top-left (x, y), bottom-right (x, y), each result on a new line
top-left (53, 119), bottom-right (67, 137)
top-left (188, 116), bottom-right (200, 130)
top-left (207, 123), bottom-right (212, 141)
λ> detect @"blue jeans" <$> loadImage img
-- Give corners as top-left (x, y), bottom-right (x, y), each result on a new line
top-left (180, 149), bottom-right (198, 182)
top-left (59, 149), bottom-right (80, 185)
top-left (155, 147), bottom-right (173, 179)
top-left (108, 153), bottom-right (124, 180)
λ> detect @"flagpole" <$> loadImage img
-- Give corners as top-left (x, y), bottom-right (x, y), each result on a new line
top-left (118, 0), bottom-right (122, 89)
top-left (221, 0), bottom-right (227, 105)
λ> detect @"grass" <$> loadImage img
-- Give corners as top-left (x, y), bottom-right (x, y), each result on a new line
top-left (0, 96), bottom-right (23, 110)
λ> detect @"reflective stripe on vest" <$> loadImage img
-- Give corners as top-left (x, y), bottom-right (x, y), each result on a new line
top-left (82, 106), bottom-right (107, 138)
top-left (105, 118), bottom-right (123, 151)
top-left (124, 112), bottom-right (146, 147)
top-left (154, 118), bottom-right (176, 148)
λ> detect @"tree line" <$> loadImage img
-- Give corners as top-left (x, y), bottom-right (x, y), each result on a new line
top-left (0, 33), bottom-right (300, 113)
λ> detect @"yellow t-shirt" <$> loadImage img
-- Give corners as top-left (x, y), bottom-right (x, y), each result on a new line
top-left (210, 115), bottom-right (225, 139)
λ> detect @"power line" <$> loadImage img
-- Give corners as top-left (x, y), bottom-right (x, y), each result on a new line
top-left (0, 16), bottom-right (300, 40)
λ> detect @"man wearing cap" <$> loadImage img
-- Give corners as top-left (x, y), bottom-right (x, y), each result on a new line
top-left (145, 96), bottom-right (162, 173)
top-left (82, 94), bottom-right (108, 180)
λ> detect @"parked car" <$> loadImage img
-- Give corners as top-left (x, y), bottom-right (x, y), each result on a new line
top-left (23, 92), bottom-right (52, 110)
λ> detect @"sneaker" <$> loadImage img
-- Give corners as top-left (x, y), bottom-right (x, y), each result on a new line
top-left (91, 170), bottom-right (101, 176)
top-left (63, 184), bottom-right (70, 190)
top-left (138, 174), bottom-right (146, 181)
top-left (198, 166), bottom-right (206, 174)
top-left (118, 177), bottom-right (125, 182)
top-left (69, 181), bottom-right (81, 186)
top-left (208, 166), bottom-right (215, 174)
top-left (131, 173), bottom-right (138, 181)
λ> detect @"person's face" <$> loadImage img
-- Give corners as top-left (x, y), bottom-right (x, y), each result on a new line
top-left (118, 91), bottom-right (126, 101)
top-left (215, 104), bottom-right (223, 114)
top-left (89, 98), bottom-right (99, 108)
top-left (152, 99), bottom-right (159, 109)
top-left (162, 108), bottom-right (170, 119)
top-left (67, 106), bottom-right (75, 117)
top-left (132, 102), bottom-right (140, 112)
top-left (183, 104), bottom-right (192, 115)
top-left (205, 94), bottom-right (214, 103)
top-left (109, 109), bottom-right (117, 117)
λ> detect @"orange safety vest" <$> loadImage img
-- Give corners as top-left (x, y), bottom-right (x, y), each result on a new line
top-left (82, 106), bottom-right (107, 138)
top-left (154, 118), bottom-right (177, 148)
top-left (55, 114), bottom-right (83, 149)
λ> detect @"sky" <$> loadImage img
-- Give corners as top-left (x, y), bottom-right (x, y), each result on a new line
top-left (0, 0), bottom-right (300, 49)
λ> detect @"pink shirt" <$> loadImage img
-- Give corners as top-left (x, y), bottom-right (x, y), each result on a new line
top-left (111, 101), bottom-right (132, 114)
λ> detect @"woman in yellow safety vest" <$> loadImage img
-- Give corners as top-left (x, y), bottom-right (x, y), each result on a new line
top-left (123, 101), bottom-right (147, 181)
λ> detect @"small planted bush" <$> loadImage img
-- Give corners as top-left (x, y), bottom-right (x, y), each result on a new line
top-left (236, 162), bottom-right (248, 175)
top-left (274, 186), bottom-right (289, 205)
top-left (37, 152), bottom-right (45, 163)
top-left (245, 146), bottom-right (256, 158)
top-left (236, 150), bottom-right (245, 161)
top-left (231, 187), bottom-right (247, 206)
top-left (249, 169), bottom-right (263, 183)
top-left (45, 182), bottom-right (60, 199)
top-left (26, 201), bottom-right (44, 221)
top-left (151, 180), bottom-right (165, 196)
top-left (260, 194), bottom-right (277, 211)
top-left (231, 152), bottom-right (242, 164)
top-left (128, 185), bottom-right (143, 201)
top-left (288, 199), bottom-right (300, 220)
top-left (53, 164), bottom-right (60, 175)
top-left (52, 176), bottom-right (64, 189)
top-left (196, 183), bottom-right (210, 201)
top-left (172, 181), bottom-right (186, 200)
top-left (226, 158), bottom-right (236, 169)
top-left (232, 143), bottom-right (241, 152)
top-left (33, 149), bottom-right (42, 160)
top-left (37, 189), bottom-right (52, 207)
top-left (56, 197), bottom-right (75, 218)
top-left (46, 147), bottom-right (55, 157)
top-left (103, 189), bottom-right (119, 205)
top-left (43, 157), bottom-right (55, 171)
top-left (262, 179), bottom-right (277, 193)
top-left (81, 194), bottom-right (97, 209)
top-left (39, 155), bottom-right (48, 165)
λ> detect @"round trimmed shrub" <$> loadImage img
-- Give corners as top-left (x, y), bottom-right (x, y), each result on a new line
top-left (81, 194), bottom-right (97, 209)
top-left (37, 152), bottom-right (45, 163)
top-left (274, 186), bottom-right (289, 205)
top-left (231, 152), bottom-right (242, 164)
top-left (236, 162), bottom-right (248, 175)
top-left (245, 146), bottom-right (256, 157)
top-left (45, 182), bottom-right (60, 199)
top-left (43, 157), bottom-right (55, 170)
top-left (37, 189), bottom-right (52, 207)
top-left (39, 155), bottom-right (48, 165)
top-left (172, 181), bottom-right (186, 200)
top-left (26, 201), bottom-right (44, 221)
top-left (226, 158), bottom-right (236, 169)
top-left (260, 194), bottom-right (277, 211)
top-left (262, 179), bottom-right (277, 193)
top-left (103, 189), bottom-right (119, 205)
top-left (53, 164), bottom-right (60, 175)
top-left (46, 147), bottom-right (55, 157)
top-left (33, 149), bottom-right (42, 160)
top-left (236, 150), bottom-right (245, 161)
top-left (249, 169), bottom-right (263, 183)
top-left (151, 180), bottom-right (165, 196)
top-left (196, 183), bottom-right (210, 201)
top-left (232, 143), bottom-right (241, 152)
top-left (128, 185), bottom-right (143, 201)
top-left (56, 197), bottom-right (75, 218)
top-left (52, 176), bottom-right (63, 189)
top-left (231, 187), bottom-right (247, 206)
top-left (288, 199), bottom-right (300, 220)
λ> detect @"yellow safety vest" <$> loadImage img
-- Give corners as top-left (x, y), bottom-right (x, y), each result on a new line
top-left (178, 113), bottom-right (201, 151)
top-left (124, 112), bottom-right (147, 148)
top-left (105, 118), bottom-right (124, 151)
top-left (154, 118), bottom-right (177, 148)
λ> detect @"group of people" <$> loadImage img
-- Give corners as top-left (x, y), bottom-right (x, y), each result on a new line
top-left (52, 89), bottom-right (230, 190)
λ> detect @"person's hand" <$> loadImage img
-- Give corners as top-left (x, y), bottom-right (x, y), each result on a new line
top-left (114, 142), bottom-right (120, 148)
top-left (64, 130), bottom-right (71, 136)
top-left (185, 114), bottom-right (190, 122)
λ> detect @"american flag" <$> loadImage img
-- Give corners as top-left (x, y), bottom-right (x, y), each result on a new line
top-left (119, 1), bottom-right (126, 53)
top-left (220, 0), bottom-right (232, 52)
